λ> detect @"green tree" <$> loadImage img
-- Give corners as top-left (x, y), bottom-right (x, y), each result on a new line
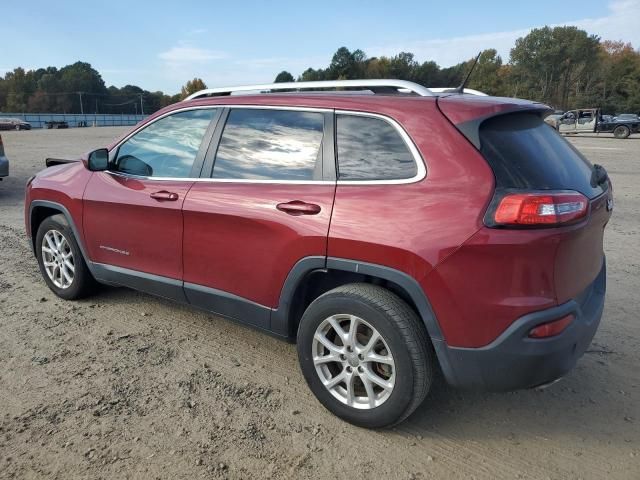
top-left (329, 47), bottom-right (356, 79)
top-left (510, 26), bottom-right (600, 109)
top-left (467, 49), bottom-right (507, 95)
top-left (274, 71), bottom-right (294, 83)
top-left (4, 67), bottom-right (35, 112)
top-left (58, 62), bottom-right (107, 113)
top-left (388, 52), bottom-right (418, 80)
top-left (299, 68), bottom-right (326, 82)
top-left (180, 78), bottom-right (207, 100)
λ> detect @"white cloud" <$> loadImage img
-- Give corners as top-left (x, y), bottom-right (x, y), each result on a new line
top-left (158, 46), bottom-right (227, 64)
top-left (366, 0), bottom-right (640, 67)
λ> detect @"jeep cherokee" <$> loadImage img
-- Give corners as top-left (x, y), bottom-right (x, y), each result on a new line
top-left (25, 79), bottom-right (612, 428)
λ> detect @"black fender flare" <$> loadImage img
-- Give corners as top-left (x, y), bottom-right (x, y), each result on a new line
top-left (271, 256), bottom-right (457, 383)
top-left (29, 200), bottom-right (95, 275)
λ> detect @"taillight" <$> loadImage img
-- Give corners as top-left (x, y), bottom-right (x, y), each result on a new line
top-left (528, 314), bottom-right (574, 338)
top-left (487, 191), bottom-right (588, 227)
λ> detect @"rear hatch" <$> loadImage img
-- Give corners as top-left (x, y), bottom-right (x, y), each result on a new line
top-left (438, 95), bottom-right (612, 303)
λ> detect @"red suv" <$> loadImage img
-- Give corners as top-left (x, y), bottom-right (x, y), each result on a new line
top-left (25, 80), bottom-right (612, 428)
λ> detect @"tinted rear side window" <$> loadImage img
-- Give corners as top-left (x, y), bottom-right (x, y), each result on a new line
top-left (336, 114), bottom-right (417, 180)
top-left (480, 113), bottom-right (604, 198)
top-left (213, 109), bottom-right (324, 181)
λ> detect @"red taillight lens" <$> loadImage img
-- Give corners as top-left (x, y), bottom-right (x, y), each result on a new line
top-left (528, 314), bottom-right (574, 338)
top-left (493, 191), bottom-right (588, 226)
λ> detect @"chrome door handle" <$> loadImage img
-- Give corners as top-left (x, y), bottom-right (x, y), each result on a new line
top-left (276, 200), bottom-right (321, 216)
top-left (150, 190), bottom-right (179, 201)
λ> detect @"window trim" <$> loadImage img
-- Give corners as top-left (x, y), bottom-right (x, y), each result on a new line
top-left (106, 104), bottom-right (425, 185)
top-left (334, 110), bottom-right (426, 185)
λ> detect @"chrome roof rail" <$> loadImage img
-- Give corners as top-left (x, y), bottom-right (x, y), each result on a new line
top-left (428, 87), bottom-right (488, 96)
top-left (184, 79), bottom-right (434, 100)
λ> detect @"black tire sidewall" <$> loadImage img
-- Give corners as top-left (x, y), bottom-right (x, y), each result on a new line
top-left (614, 125), bottom-right (630, 138)
top-left (35, 216), bottom-right (88, 300)
top-left (297, 293), bottom-right (418, 428)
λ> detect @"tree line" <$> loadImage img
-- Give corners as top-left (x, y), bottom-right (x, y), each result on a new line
top-left (0, 62), bottom-right (187, 116)
top-left (275, 26), bottom-right (640, 114)
top-left (1, 26), bottom-right (638, 116)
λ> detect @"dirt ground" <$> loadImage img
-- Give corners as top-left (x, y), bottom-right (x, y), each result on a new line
top-left (0, 127), bottom-right (638, 480)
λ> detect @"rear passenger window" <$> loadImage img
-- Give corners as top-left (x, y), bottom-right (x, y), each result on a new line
top-left (212, 109), bottom-right (324, 181)
top-left (336, 114), bottom-right (417, 180)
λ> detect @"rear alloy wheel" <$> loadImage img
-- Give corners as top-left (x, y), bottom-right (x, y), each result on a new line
top-left (312, 313), bottom-right (396, 409)
top-left (613, 125), bottom-right (630, 139)
top-left (36, 214), bottom-right (97, 300)
top-left (297, 283), bottom-right (434, 428)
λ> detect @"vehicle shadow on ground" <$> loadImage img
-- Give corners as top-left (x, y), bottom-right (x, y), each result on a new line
top-left (406, 361), bottom-right (634, 444)
top-left (85, 286), bottom-right (635, 447)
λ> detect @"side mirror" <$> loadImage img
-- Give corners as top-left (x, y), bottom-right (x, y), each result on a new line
top-left (85, 148), bottom-right (109, 171)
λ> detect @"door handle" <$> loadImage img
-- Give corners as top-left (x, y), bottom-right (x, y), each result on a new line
top-left (150, 190), bottom-right (179, 201)
top-left (276, 200), bottom-right (321, 216)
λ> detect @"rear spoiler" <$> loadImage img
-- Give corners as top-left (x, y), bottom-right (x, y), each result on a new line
top-left (45, 158), bottom-right (78, 167)
top-left (436, 95), bottom-right (551, 149)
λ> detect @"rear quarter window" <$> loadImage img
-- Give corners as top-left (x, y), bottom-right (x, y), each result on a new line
top-left (480, 113), bottom-right (604, 198)
top-left (336, 114), bottom-right (418, 181)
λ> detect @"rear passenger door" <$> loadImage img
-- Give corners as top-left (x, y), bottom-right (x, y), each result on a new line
top-left (182, 107), bottom-right (335, 331)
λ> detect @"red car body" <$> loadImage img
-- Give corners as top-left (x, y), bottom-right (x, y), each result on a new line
top-left (25, 91), bottom-right (611, 392)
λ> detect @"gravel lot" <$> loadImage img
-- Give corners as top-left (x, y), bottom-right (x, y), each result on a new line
top-left (0, 127), bottom-right (638, 480)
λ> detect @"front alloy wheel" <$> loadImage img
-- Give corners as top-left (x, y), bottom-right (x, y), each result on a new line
top-left (35, 214), bottom-right (96, 300)
top-left (41, 229), bottom-right (75, 289)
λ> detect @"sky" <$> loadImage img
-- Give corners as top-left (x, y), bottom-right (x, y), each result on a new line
top-left (2, 0), bottom-right (639, 94)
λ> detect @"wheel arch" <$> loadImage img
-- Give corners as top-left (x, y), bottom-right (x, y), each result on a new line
top-left (29, 200), bottom-right (91, 267)
top-left (272, 257), bottom-right (445, 342)
top-left (271, 256), bottom-right (457, 384)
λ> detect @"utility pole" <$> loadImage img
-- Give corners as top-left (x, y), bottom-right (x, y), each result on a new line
top-left (78, 92), bottom-right (84, 114)
top-left (140, 94), bottom-right (144, 116)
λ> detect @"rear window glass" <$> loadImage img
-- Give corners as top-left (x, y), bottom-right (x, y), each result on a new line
top-left (336, 114), bottom-right (417, 180)
top-left (480, 113), bottom-right (604, 198)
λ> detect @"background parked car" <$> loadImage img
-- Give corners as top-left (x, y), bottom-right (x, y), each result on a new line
top-left (548, 108), bottom-right (640, 138)
top-left (0, 117), bottom-right (31, 130)
top-left (44, 120), bottom-right (69, 129)
top-left (614, 113), bottom-right (640, 122)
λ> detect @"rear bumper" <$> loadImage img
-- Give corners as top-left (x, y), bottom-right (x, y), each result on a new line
top-left (439, 260), bottom-right (606, 391)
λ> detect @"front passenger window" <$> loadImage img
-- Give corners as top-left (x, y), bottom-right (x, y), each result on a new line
top-left (115, 109), bottom-right (216, 178)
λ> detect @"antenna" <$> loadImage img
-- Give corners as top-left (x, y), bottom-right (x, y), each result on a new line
top-left (453, 52), bottom-right (482, 94)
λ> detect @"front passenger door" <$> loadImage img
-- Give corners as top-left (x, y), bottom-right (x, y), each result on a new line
top-left (83, 108), bottom-right (219, 298)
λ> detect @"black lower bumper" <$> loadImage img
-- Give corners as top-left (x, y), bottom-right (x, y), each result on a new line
top-left (437, 260), bottom-right (606, 391)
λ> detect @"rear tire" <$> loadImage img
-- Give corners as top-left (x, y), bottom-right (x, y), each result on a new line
top-left (36, 215), bottom-right (97, 300)
top-left (297, 283), bottom-right (434, 428)
top-left (613, 125), bottom-right (630, 139)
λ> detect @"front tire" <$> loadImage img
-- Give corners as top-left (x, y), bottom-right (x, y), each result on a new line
top-left (297, 283), bottom-right (434, 428)
top-left (36, 215), bottom-right (96, 300)
top-left (613, 125), bottom-right (630, 139)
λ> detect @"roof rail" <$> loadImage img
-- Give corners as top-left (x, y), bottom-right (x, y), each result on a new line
top-left (428, 87), bottom-right (488, 96)
top-left (184, 79), bottom-right (434, 100)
